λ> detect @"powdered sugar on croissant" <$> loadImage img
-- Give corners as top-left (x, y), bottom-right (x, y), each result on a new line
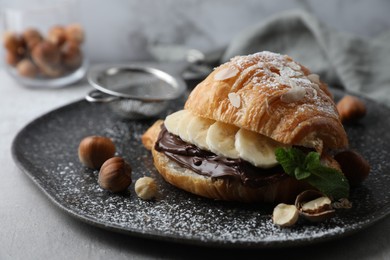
top-left (184, 51), bottom-right (348, 152)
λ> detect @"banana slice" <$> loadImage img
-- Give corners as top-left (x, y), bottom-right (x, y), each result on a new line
top-left (166, 110), bottom-right (284, 169)
top-left (235, 128), bottom-right (282, 168)
top-left (164, 110), bottom-right (190, 136)
top-left (177, 112), bottom-right (193, 142)
top-left (187, 116), bottom-right (215, 150)
top-left (206, 122), bottom-right (239, 159)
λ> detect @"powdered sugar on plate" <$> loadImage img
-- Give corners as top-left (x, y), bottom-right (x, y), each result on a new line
top-left (11, 90), bottom-right (390, 248)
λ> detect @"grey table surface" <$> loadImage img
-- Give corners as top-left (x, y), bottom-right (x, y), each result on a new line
top-left (0, 68), bottom-right (389, 260)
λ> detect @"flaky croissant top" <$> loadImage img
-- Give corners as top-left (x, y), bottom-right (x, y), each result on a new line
top-left (185, 51), bottom-right (348, 151)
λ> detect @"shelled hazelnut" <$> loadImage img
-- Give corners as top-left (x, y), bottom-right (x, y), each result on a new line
top-left (2, 23), bottom-right (85, 80)
top-left (272, 190), bottom-right (341, 227)
top-left (272, 203), bottom-right (299, 227)
top-left (135, 177), bottom-right (158, 200)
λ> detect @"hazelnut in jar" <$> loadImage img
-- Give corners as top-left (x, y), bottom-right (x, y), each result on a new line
top-left (2, 1), bottom-right (88, 87)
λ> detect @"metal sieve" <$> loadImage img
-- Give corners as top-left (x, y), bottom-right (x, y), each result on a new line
top-left (86, 64), bottom-right (186, 119)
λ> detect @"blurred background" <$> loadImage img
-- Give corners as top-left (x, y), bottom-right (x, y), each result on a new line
top-left (1, 0), bottom-right (390, 67)
top-left (1, 2), bottom-right (390, 259)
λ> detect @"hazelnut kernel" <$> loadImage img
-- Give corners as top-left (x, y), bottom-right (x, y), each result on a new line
top-left (295, 190), bottom-right (335, 222)
top-left (337, 95), bottom-right (367, 123)
top-left (78, 136), bottom-right (116, 169)
top-left (272, 203), bottom-right (299, 227)
top-left (301, 196), bottom-right (332, 214)
top-left (135, 177), bottom-right (158, 200)
top-left (99, 157), bottom-right (132, 193)
top-left (16, 59), bottom-right (38, 78)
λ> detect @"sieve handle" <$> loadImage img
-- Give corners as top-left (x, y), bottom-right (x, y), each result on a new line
top-left (85, 90), bottom-right (118, 103)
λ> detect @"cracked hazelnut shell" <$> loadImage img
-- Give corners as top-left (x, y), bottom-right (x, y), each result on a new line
top-left (295, 190), bottom-right (335, 222)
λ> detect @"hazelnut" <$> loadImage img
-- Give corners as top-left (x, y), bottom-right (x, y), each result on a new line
top-left (135, 177), bottom-right (158, 200)
top-left (31, 41), bottom-right (63, 77)
top-left (295, 190), bottom-right (335, 222)
top-left (47, 25), bottom-right (66, 47)
top-left (78, 136), bottom-right (116, 169)
top-left (65, 23), bottom-right (84, 45)
top-left (32, 40), bottom-right (61, 66)
top-left (16, 59), bottom-right (38, 78)
top-left (22, 28), bottom-right (42, 50)
top-left (272, 203), bottom-right (299, 227)
top-left (5, 51), bottom-right (20, 67)
top-left (301, 197), bottom-right (332, 213)
top-left (61, 41), bottom-right (82, 69)
top-left (3, 31), bottom-right (25, 55)
top-left (334, 150), bottom-right (370, 186)
top-left (337, 95), bottom-right (367, 123)
top-left (98, 157), bottom-right (132, 193)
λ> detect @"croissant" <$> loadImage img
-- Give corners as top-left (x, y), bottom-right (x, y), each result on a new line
top-left (142, 51), bottom-right (349, 203)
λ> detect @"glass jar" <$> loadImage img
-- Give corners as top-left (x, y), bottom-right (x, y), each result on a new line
top-left (1, 0), bottom-right (88, 88)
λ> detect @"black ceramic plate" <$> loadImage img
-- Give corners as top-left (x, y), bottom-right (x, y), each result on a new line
top-left (11, 89), bottom-right (390, 248)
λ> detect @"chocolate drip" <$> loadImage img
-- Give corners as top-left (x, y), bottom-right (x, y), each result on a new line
top-left (154, 125), bottom-right (288, 188)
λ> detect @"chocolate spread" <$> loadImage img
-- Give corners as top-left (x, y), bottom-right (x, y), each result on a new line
top-left (154, 125), bottom-right (288, 188)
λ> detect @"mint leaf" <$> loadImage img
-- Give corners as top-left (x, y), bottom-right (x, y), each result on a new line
top-left (307, 165), bottom-right (350, 200)
top-left (275, 147), bottom-right (305, 175)
top-left (304, 151), bottom-right (321, 170)
top-left (275, 147), bottom-right (350, 200)
top-left (294, 167), bottom-right (311, 180)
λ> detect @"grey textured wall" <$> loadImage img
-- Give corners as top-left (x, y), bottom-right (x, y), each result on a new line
top-left (1, 0), bottom-right (390, 65)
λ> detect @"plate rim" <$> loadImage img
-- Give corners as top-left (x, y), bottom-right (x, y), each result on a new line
top-left (11, 93), bottom-right (390, 249)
